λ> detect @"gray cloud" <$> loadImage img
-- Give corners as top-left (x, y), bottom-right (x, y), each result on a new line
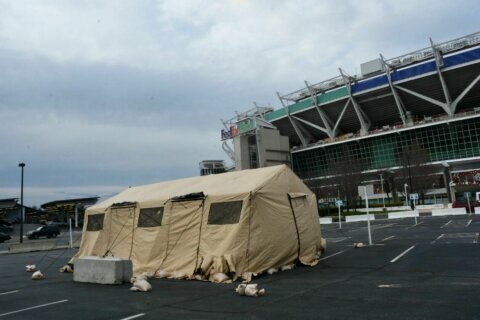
top-left (0, 0), bottom-right (478, 205)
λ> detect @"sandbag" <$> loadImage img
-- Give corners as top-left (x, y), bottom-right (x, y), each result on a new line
top-left (130, 279), bottom-right (152, 292)
top-left (32, 270), bottom-right (44, 280)
top-left (280, 264), bottom-right (295, 271)
top-left (26, 264), bottom-right (37, 272)
top-left (267, 268), bottom-right (278, 275)
top-left (59, 264), bottom-right (73, 273)
top-left (212, 273), bottom-right (230, 283)
top-left (235, 283), bottom-right (265, 297)
top-left (154, 270), bottom-right (170, 279)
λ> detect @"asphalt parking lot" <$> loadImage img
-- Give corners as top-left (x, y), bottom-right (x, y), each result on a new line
top-left (1, 214), bottom-right (479, 320)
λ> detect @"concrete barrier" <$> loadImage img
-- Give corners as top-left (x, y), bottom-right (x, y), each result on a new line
top-left (345, 214), bottom-right (375, 223)
top-left (8, 240), bottom-right (56, 253)
top-left (475, 207), bottom-right (480, 214)
top-left (357, 206), bottom-right (411, 212)
top-left (74, 256), bottom-right (132, 285)
top-left (319, 217), bottom-right (333, 224)
top-left (431, 208), bottom-right (467, 216)
top-left (416, 204), bottom-right (444, 210)
top-left (388, 210), bottom-right (419, 219)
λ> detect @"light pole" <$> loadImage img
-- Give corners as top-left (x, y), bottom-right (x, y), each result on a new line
top-left (404, 183), bottom-right (408, 207)
top-left (18, 163), bottom-right (25, 243)
top-left (379, 173), bottom-right (386, 210)
top-left (449, 181), bottom-right (456, 203)
top-left (363, 186), bottom-right (372, 245)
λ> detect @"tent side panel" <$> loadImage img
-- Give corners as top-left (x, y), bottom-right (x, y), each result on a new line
top-left (198, 194), bottom-right (251, 278)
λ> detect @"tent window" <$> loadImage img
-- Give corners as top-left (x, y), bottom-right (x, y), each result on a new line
top-left (138, 207), bottom-right (164, 227)
top-left (208, 201), bottom-right (243, 225)
top-left (86, 214), bottom-right (105, 231)
top-left (291, 197), bottom-right (306, 208)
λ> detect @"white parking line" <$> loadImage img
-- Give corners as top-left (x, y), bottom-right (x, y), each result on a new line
top-left (120, 313), bottom-right (146, 320)
top-left (0, 290), bottom-right (19, 296)
top-left (431, 234), bottom-right (445, 244)
top-left (0, 299), bottom-right (68, 317)
top-left (319, 250), bottom-right (345, 261)
top-left (466, 219), bottom-right (472, 227)
top-left (390, 245), bottom-right (415, 263)
top-left (441, 220), bottom-right (452, 228)
top-left (406, 221), bottom-right (424, 229)
top-left (381, 235), bottom-right (395, 242)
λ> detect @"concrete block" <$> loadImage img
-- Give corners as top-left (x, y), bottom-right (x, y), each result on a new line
top-left (74, 256), bottom-right (133, 285)
top-left (431, 208), bottom-right (467, 216)
top-left (388, 210), bottom-right (419, 219)
top-left (475, 207), bottom-right (480, 214)
top-left (319, 217), bottom-right (332, 224)
top-left (345, 214), bottom-right (375, 223)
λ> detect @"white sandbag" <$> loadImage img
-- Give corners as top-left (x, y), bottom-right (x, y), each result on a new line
top-left (26, 264), bottom-right (37, 272)
top-left (267, 268), bottom-right (278, 275)
top-left (354, 242), bottom-right (366, 248)
top-left (129, 286), bottom-right (141, 292)
top-left (131, 279), bottom-right (152, 292)
top-left (236, 283), bottom-right (266, 297)
top-left (59, 264), bottom-right (73, 273)
top-left (32, 270), bottom-right (44, 280)
top-left (154, 270), bottom-right (170, 279)
top-left (213, 273), bottom-right (230, 283)
top-left (280, 264), bottom-right (295, 271)
top-left (235, 284), bottom-right (247, 295)
top-left (193, 274), bottom-right (205, 281)
top-left (171, 271), bottom-right (186, 279)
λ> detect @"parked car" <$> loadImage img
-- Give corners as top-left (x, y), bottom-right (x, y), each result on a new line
top-left (452, 200), bottom-right (480, 213)
top-left (0, 224), bottom-right (13, 233)
top-left (0, 232), bottom-right (11, 243)
top-left (27, 225), bottom-right (60, 240)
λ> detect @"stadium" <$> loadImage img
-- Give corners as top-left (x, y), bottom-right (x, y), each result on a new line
top-left (222, 32), bottom-right (480, 206)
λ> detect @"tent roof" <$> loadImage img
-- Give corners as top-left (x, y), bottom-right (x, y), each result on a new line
top-left (90, 165), bottom-right (291, 210)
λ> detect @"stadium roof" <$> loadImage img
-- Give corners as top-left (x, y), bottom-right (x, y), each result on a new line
top-left (266, 32), bottom-right (480, 148)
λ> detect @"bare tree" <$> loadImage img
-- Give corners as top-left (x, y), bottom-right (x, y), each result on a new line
top-left (395, 141), bottom-right (438, 205)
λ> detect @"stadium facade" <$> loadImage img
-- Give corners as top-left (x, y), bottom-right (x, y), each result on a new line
top-left (222, 32), bottom-right (480, 204)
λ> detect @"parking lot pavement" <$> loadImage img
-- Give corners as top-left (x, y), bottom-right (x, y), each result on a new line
top-left (1, 214), bottom-right (480, 319)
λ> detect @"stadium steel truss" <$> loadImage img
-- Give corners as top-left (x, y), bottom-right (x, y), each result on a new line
top-left (258, 32), bottom-right (480, 182)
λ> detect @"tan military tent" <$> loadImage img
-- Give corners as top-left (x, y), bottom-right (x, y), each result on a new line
top-left (73, 165), bottom-right (324, 281)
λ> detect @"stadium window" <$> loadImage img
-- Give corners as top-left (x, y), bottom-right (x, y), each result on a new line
top-left (208, 201), bottom-right (243, 225)
top-left (138, 207), bottom-right (164, 227)
top-left (86, 214), bottom-right (105, 231)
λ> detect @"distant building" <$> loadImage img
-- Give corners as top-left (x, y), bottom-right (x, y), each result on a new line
top-left (0, 198), bottom-right (41, 224)
top-left (41, 197), bottom-right (99, 227)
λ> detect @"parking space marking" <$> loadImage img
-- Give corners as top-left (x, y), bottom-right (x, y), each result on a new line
top-left (466, 219), bottom-right (472, 227)
top-left (0, 290), bottom-right (19, 296)
top-left (441, 220), bottom-right (452, 228)
top-left (390, 245), bottom-right (415, 263)
top-left (319, 250), bottom-right (345, 261)
top-left (120, 313), bottom-right (146, 320)
top-left (431, 233), bottom-right (445, 244)
top-left (0, 299), bottom-right (68, 317)
top-left (381, 235), bottom-right (395, 242)
top-left (406, 221), bottom-right (424, 229)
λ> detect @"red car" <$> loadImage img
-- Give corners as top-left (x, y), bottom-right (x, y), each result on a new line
top-left (452, 200), bottom-right (480, 213)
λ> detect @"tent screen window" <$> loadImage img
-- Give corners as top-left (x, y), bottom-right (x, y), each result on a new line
top-left (138, 207), bottom-right (164, 227)
top-left (86, 214), bottom-right (105, 231)
top-left (208, 201), bottom-right (243, 225)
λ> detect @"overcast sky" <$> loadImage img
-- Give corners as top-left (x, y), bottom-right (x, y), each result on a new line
top-left (0, 0), bottom-right (478, 206)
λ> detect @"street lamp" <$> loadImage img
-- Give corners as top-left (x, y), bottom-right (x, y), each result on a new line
top-left (18, 162), bottom-right (25, 244)
top-left (404, 183), bottom-right (408, 207)
top-left (379, 173), bottom-right (386, 210)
